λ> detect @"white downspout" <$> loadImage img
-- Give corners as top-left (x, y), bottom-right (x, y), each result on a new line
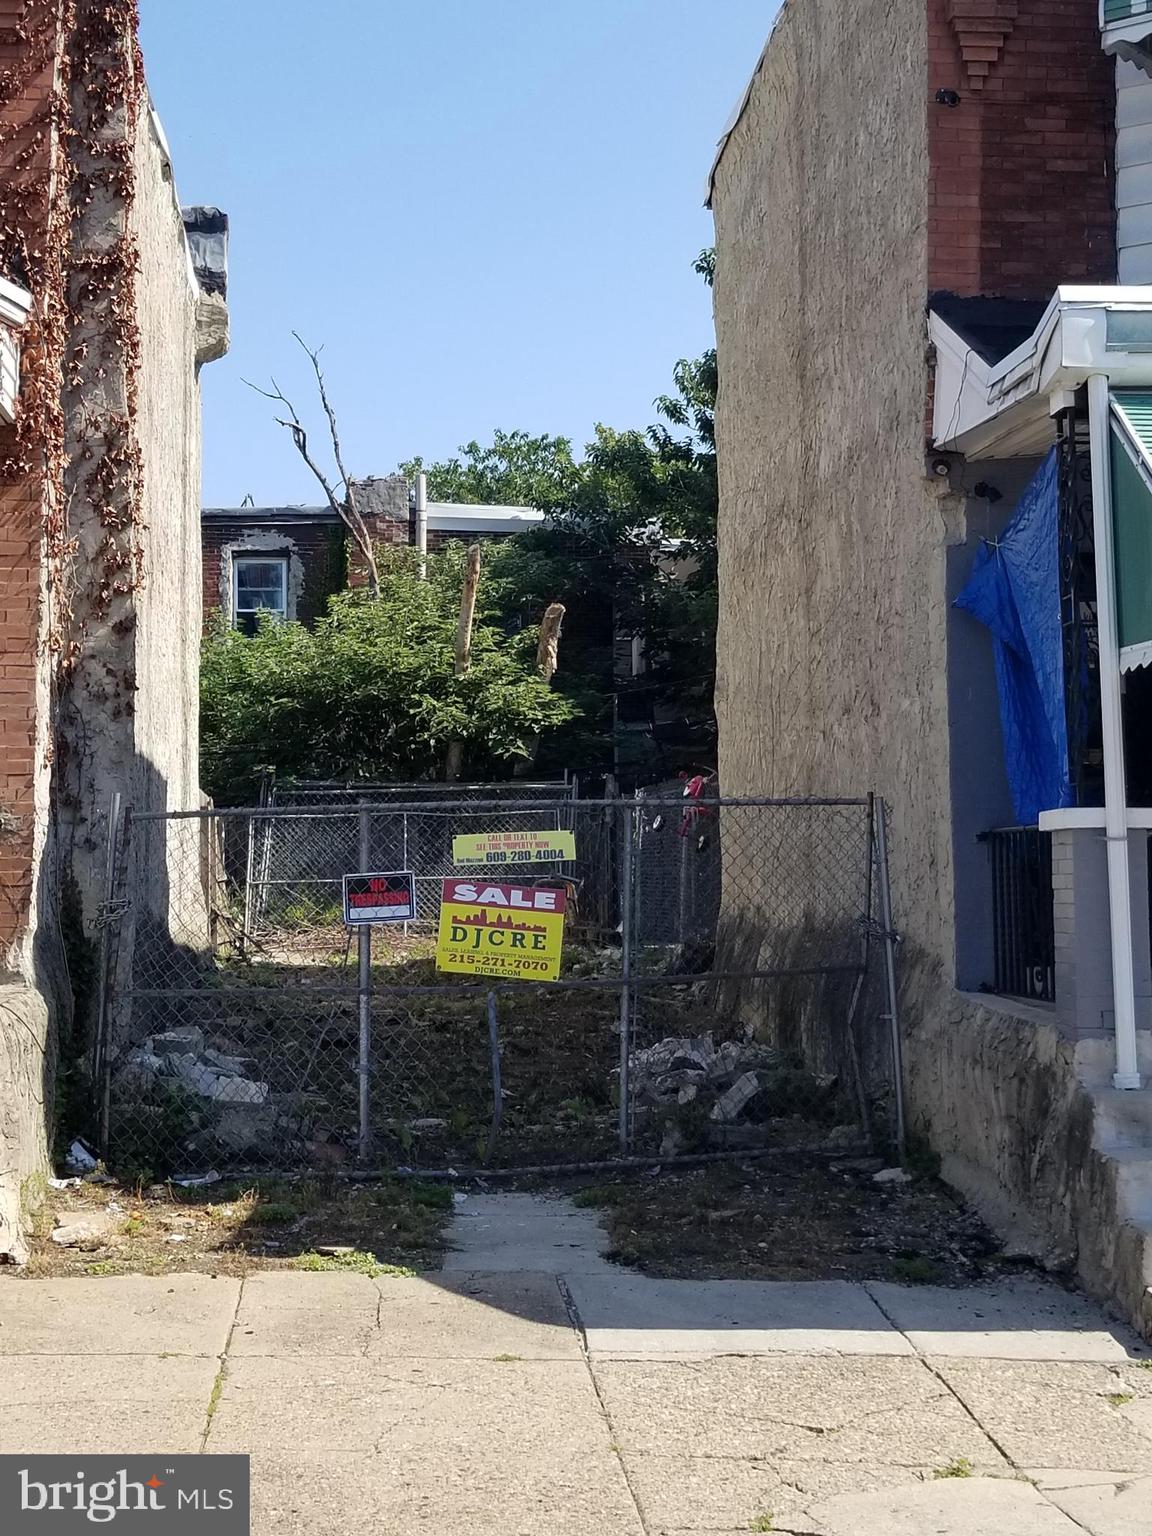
top-left (415, 472), bottom-right (428, 579)
top-left (1087, 372), bottom-right (1143, 1090)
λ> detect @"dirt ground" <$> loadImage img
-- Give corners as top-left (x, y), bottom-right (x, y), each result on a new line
top-left (9, 1174), bottom-right (453, 1280)
top-left (560, 1155), bottom-right (1015, 1286)
top-left (9, 1150), bottom-right (1017, 1289)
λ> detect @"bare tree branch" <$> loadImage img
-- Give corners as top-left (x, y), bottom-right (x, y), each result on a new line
top-left (244, 343), bottom-right (381, 596)
top-left (445, 545), bottom-right (483, 782)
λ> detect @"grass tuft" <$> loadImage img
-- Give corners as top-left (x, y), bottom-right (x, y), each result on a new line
top-left (932, 1457), bottom-right (973, 1479)
top-left (288, 1250), bottom-right (415, 1279)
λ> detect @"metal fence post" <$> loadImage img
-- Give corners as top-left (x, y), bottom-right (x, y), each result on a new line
top-left (241, 811), bottom-right (256, 957)
top-left (357, 802), bottom-right (372, 1163)
top-left (874, 797), bottom-right (906, 1160)
top-left (402, 810), bottom-right (410, 935)
top-left (484, 989), bottom-right (503, 1165)
top-left (618, 802), bottom-right (635, 1153)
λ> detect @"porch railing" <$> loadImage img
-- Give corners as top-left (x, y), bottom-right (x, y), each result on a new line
top-left (983, 826), bottom-right (1056, 1003)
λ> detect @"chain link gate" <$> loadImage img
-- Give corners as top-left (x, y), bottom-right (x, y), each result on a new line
top-left (92, 792), bottom-right (901, 1181)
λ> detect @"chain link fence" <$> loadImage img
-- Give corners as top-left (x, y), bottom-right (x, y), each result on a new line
top-left (238, 778), bottom-right (580, 935)
top-left (92, 791), bottom-right (899, 1180)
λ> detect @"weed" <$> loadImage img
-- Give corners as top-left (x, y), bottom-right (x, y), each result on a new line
top-left (246, 1202), bottom-right (298, 1227)
top-left (571, 1186), bottom-right (614, 1209)
top-left (122, 1216), bottom-right (145, 1237)
top-left (933, 1457), bottom-right (973, 1479)
top-left (83, 1261), bottom-right (117, 1276)
top-left (492, 1354), bottom-right (522, 1363)
top-left (20, 1171), bottom-right (48, 1221)
top-left (204, 1363), bottom-right (225, 1433)
top-left (1105, 1392), bottom-right (1134, 1408)
top-left (288, 1250), bottom-right (415, 1279)
top-left (749, 1515), bottom-right (775, 1532)
top-left (891, 1255), bottom-right (942, 1284)
top-left (402, 1180), bottom-right (453, 1211)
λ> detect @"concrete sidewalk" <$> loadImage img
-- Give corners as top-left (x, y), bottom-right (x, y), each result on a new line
top-left (1, 1193), bottom-right (1151, 1533)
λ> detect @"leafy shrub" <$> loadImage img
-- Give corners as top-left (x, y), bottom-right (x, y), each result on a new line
top-left (201, 546), bottom-right (575, 803)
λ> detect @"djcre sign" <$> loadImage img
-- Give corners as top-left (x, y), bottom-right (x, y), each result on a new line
top-left (435, 879), bottom-right (567, 981)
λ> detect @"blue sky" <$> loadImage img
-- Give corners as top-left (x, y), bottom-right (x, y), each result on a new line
top-left (139, 2), bottom-right (774, 507)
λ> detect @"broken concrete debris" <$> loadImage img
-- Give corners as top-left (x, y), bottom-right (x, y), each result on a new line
top-left (120, 1028), bottom-right (269, 1107)
top-left (50, 1209), bottom-right (119, 1248)
top-left (710, 1070), bottom-right (761, 1123)
top-left (872, 1167), bottom-right (913, 1186)
top-left (629, 1032), bottom-right (840, 1146)
top-left (64, 1138), bottom-right (99, 1175)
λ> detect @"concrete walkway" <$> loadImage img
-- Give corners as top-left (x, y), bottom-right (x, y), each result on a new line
top-left (2, 1192), bottom-right (1152, 1533)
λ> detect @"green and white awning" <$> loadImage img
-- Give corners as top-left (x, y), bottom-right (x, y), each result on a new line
top-left (1110, 390), bottom-right (1152, 671)
top-left (1103, 0), bottom-right (1152, 48)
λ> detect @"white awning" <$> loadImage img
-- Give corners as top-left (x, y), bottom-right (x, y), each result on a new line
top-left (930, 286), bottom-right (1152, 458)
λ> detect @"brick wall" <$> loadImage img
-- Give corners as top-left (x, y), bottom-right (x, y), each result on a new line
top-left (0, 0), bottom-right (58, 958)
top-left (202, 517), bottom-right (527, 626)
top-left (929, 0), bottom-right (1116, 297)
top-left (202, 522), bottom-right (348, 629)
top-left (0, 475), bottom-right (42, 956)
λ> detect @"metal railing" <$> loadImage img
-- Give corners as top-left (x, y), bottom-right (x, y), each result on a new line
top-left (984, 826), bottom-right (1055, 1003)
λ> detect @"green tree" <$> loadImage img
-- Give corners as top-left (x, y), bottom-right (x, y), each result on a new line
top-left (399, 429), bottom-right (581, 511)
top-left (397, 256), bottom-right (719, 784)
top-left (201, 546), bottom-right (574, 804)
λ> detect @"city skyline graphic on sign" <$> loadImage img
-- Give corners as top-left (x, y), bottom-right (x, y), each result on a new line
top-left (450, 910), bottom-right (548, 935)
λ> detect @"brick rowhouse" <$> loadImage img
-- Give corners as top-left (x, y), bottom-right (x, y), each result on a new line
top-left (928, 0), bottom-right (1116, 298)
top-left (0, 1), bottom-right (60, 957)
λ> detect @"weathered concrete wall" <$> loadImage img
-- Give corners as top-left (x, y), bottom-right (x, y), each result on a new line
top-left (130, 107), bottom-right (203, 828)
top-left (909, 970), bottom-right (1152, 1332)
top-left (0, 983), bottom-right (51, 1264)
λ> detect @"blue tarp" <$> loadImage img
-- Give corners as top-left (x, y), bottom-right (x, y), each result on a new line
top-left (954, 448), bottom-right (1072, 824)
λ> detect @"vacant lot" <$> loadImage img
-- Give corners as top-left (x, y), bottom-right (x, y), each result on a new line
top-left (565, 1155), bottom-right (1014, 1286)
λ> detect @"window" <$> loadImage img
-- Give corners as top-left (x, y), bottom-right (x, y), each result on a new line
top-left (233, 555), bottom-right (287, 635)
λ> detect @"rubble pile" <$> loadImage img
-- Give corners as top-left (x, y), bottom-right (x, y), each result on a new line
top-left (629, 1032), bottom-right (840, 1153)
top-left (115, 1026), bottom-right (280, 1157)
top-left (118, 1027), bottom-right (270, 1106)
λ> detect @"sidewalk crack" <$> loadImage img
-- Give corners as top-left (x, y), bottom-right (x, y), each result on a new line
top-left (863, 1282), bottom-right (1018, 1470)
top-left (201, 1277), bottom-right (245, 1452)
top-left (557, 1273), bottom-right (650, 1535)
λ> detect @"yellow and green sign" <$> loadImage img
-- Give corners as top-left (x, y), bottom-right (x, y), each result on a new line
top-left (435, 879), bottom-right (566, 982)
top-left (451, 829), bottom-right (576, 866)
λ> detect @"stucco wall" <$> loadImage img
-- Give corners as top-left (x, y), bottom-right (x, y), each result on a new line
top-left (711, 0), bottom-right (950, 962)
top-left (130, 107), bottom-right (202, 828)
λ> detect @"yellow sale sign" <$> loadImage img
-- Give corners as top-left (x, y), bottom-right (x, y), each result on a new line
top-left (435, 879), bottom-right (567, 982)
top-left (451, 829), bottom-right (576, 865)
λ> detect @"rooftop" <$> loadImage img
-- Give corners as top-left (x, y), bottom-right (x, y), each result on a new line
top-left (202, 501), bottom-right (545, 531)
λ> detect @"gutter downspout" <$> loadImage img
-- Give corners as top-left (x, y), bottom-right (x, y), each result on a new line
top-left (415, 472), bottom-right (428, 579)
top-left (1088, 372), bottom-right (1143, 1090)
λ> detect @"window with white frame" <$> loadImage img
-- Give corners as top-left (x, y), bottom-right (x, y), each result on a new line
top-left (233, 555), bottom-right (288, 635)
